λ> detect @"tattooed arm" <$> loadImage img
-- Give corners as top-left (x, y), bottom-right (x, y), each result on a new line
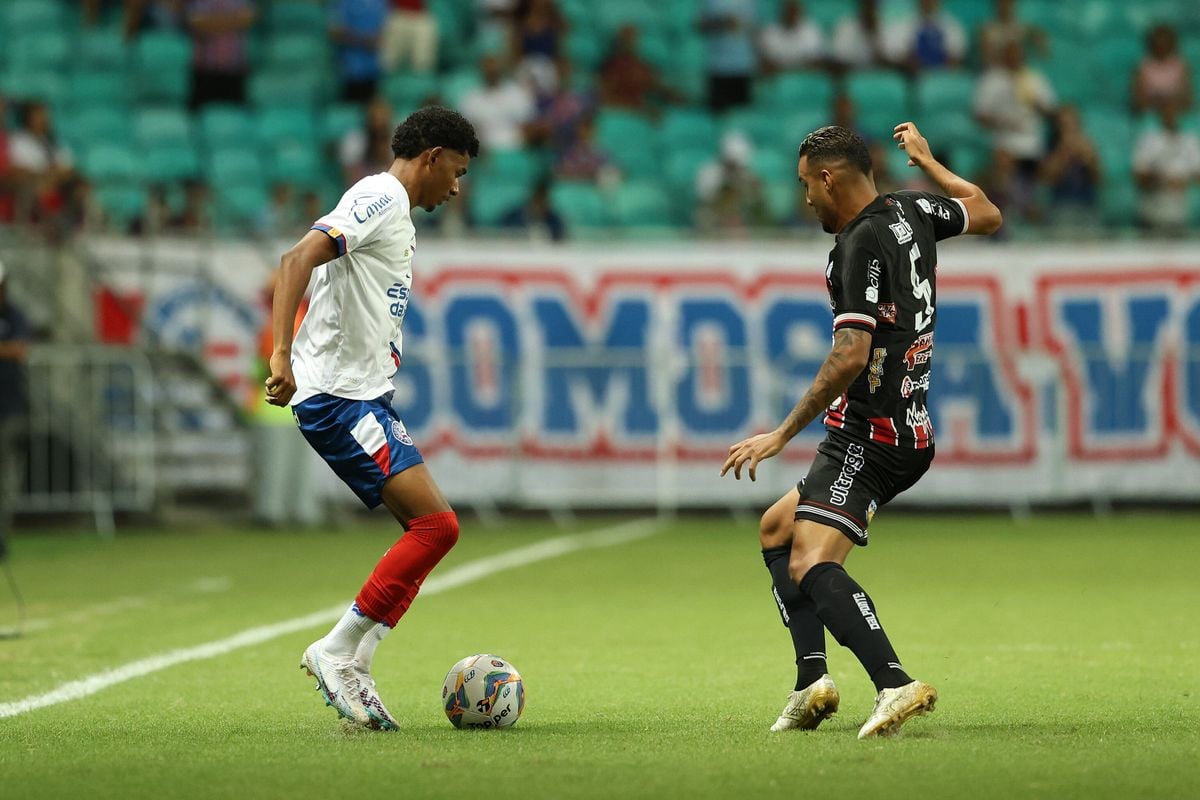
top-left (721, 328), bottom-right (872, 481)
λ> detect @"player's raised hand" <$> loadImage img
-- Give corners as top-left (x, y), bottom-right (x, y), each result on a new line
top-left (265, 351), bottom-right (297, 407)
top-left (720, 430), bottom-right (788, 482)
top-left (893, 122), bottom-right (933, 168)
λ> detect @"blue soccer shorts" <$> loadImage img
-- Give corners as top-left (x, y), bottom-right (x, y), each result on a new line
top-left (292, 392), bottom-right (424, 509)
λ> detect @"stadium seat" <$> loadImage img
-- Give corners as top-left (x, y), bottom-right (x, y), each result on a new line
top-left (323, 104), bottom-right (364, 145)
top-left (69, 109), bottom-right (132, 151)
top-left (660, 109), bottom-right (720, 153)
top-left (610, 180), bottom-right (673, 227)
top-left (248, 70), bottom-right (324, 108)
top-left (142, 142), bottom-right (202, 183)
top-left (256, 107), bottom-right (318, 150)
top-left (1089, 37), bottom-right (1145, 108)
top-left (134, 32), bottom-right (193, 104)
top-left (8, 32), bottom-right (71, 72)
top-left (214, 183), bottom-right (270, 228)
top-left (208, 148), bottom-right (266, 187)
top-left (263, 33), bottom-right (332, 71)
top-left (750, 150), bottom-right (791, 185)
top-left (94, 186), bottom-right (149, 228)
top-left (66, 72), bottom-right (130, 111)
top-left (845, 71), bottom-right (910, 140)
top-left (479, 149), bottom-right (545, 190)
top-left (470, 179), bottom-right (530, 227)
top-left (565, 31), bottom-right (604, 71)
top-left (199, 106), bottom-right (255, 151)
top-left (85, 144), bottom-right (141, 182)
top-left (267, 142), bottom-right (324, 188)
top-left (3, 0), bottom-right (66, 31)
top-left (0, 71), bottom-right (67, 106)
top-left (134, 108), bottom-right (193, 148)
top-left (78, 28), bottom-right (129, 71)
top-left (915, 71), bottom-right (979, 149)
top-left (664, 34), bottom-right (709, 105)
top-left (439, 68), bottom-right (482, 109)
top-left (549, 181), bottom-right (611, 229)
top-left (596, 111), bottom-right (659, 175)
top-left (266, 1), bottom-right (327, 33)
top-left (722, 108), bottom-right (789, 154)
top-left (664, 148), bottom-right (716, 193)
top-left (383, 72), bottom-right (441, 113)
top-left (760, 71), bottom-right (835, 117)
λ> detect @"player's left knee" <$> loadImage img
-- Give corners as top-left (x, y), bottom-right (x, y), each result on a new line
top-left (418, 510), bottom-right (460, 553)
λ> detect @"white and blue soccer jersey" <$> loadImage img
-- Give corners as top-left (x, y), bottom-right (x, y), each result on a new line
top-left (290, 172), bottom-right (416, 406)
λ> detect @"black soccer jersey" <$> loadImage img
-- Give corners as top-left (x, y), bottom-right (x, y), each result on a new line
top-left (822, 190), bottom-right (968, 449)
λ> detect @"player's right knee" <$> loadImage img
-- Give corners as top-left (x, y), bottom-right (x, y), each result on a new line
top-left (758, 509), bottom-right (792, 549)
top-left (415, 510), bottom-right (460, 553)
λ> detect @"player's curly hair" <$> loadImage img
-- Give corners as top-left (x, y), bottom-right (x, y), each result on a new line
top-left (798, 126), bottom-right (872, 176)
top-left (391, 106), bottom-right (480, 159)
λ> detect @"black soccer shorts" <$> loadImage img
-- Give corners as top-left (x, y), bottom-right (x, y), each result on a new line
top-left (794, 428), bottom-right (935, 546)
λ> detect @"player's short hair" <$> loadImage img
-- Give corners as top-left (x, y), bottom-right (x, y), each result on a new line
top-left (798, 126), bottom-right (872, 176)
top-left (391, 106), bottom-right (480, 160)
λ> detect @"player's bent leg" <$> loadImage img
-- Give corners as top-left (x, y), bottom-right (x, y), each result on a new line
top-left (771, 674), bottom-right (840, 732)
top-left (759, 488), bottom-right (801, 549)
top-left (857, 679), bottom-right (938, 739)
top-left (787, 519), bottom-right (855, 587)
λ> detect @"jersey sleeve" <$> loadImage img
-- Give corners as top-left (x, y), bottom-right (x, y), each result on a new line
top-left (829, 230), bottom-right (885, 334)
top-left (896, 189), bottom-right (969, 240)
top-left (310, 181), bottom-right (406, 257)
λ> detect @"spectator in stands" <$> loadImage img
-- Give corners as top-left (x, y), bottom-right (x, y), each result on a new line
top-left (339, 96), bottom-right (396, 185)
top-left (554, 115), bottom-right (619, 186)
top-left (0, 258), bottom-right (30, 531)
top-left (698, 0), bottom-right (758, 113)
top-left (599, 25), bottom-right (680, 117)
top-left (330, 0), bottom-right (388, 103)
top-left (974, 40), bottom-right (1055, 220)
top-left (510, 0), bottom-right (566, 84)
top-left (830, 0), bottom-right (896, 72)
top-left (978, 0), bottom-right (1046, 68)
top-left (460, 55), bottom-right (537, 150)
top-left (1132, 24), bottom-right (1193, 115)
top-left (1039, 106), bottom-right (1101, 218)
top-left (529, 60), bottom-right (596, 156)
top-left (381, 0), bottom-right (439, 73)
top-left (7, 102), bottom-right (77, 227)
top-left (499, 179), bottom-right (566, 242)
top-left (1133, 102), bottom-right (1200, 235)
top-left (186, 0), bottom-right (255, 108)
top-left (759, 0), bottom-right (825, 75)
top-left (695, 132), bottom-right (768, 232)
top-left (890, 0), bottom-right (967, 72)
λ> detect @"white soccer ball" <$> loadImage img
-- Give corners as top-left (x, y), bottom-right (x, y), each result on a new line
top-left (441, 653), bottom-right (525, 729)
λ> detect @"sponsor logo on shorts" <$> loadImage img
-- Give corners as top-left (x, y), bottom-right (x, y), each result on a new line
top-left (830, 443), bottom-right (866, 506)
top-left (391, 419), bottom-right (414, 446)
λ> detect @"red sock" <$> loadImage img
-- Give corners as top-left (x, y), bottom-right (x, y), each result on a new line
top-left (354, 511), bottom-right (460, 627)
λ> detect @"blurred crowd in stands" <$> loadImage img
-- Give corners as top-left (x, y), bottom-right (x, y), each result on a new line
top-left (0, 0), bottom-right (1197, 241)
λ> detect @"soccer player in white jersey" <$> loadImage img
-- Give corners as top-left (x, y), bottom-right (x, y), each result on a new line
top-left (265, 106), bottom-right (479, 730)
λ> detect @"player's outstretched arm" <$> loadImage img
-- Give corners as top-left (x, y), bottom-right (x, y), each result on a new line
top-left (264, 230), bottom-right (338, 406)
top-left (721, 328), bottom-right (871, 481)
top-left (892, 121), bottom-right (1003, 235)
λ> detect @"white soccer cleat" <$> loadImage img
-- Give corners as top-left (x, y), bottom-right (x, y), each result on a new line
top-left (857, 680), bottom-right (937, 739)
top-left (770, 674), bottom-right (840, 732)
top-left (352, 661), bottom-right (400, 732)
top-left (301, 640), bottom-right (397, 731)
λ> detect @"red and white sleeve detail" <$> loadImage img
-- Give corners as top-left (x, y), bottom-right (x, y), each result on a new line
top-left (833, 312), bottom-right (877, 331)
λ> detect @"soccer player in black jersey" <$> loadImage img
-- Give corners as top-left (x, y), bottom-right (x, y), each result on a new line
top-left (721, 122), bottom-right (1003, 738)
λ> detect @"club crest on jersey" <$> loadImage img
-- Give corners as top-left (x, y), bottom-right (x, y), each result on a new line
top-left (889, 217), bottom-right (913, 244)
top-left (904, 332), bottom-right (934, 370)
top-left (391, 419), bottom-right (414, 446)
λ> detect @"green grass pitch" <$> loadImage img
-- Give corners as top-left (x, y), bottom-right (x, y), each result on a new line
top-left (0, 512), bottom-right (1197, 799)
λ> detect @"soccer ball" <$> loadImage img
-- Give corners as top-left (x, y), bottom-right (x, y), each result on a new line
top-left (441, 653), bottom-right (525, 729)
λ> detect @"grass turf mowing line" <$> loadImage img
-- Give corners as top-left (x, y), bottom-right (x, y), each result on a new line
top-left (0, 518), bottom-right (659, 719)
top-left (0, 512), bottom-right (1197, 799)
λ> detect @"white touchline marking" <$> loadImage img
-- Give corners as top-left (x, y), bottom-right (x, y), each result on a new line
top-left (0, 519), bottom-right (659, 720)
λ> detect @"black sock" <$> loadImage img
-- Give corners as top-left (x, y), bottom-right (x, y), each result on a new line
top-left (799, 561), bottom-right (912, 692)
top-left (762, 546), bottom-right (827, 690)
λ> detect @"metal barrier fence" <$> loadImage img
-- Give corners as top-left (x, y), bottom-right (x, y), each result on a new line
top-left (3, 345), bottom-right (156, 534)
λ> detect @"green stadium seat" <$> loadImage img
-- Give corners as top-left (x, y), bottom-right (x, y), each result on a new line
top-left (722, 108), bottom-right (787, 153)
top-left (948, 144), bottom-right (989, 180)
top-left (1089, 37), bottom-right (1144, 108)
top-left (1037, 41), bottom-right (1094, 105)
top-left (323, 104), bottom-right (364, 145)
top-left (8, 32), bottom-right (71, 72)
top-left (85, 144), bottom-right (140, 182)
top-left (1099, 182), bottom-right (1137, 226)
top-left (941, 0), bottom-right (993, 35)
top-left (134, 108), bottom-right (193, 148)
top-left (660, 109), bottom-right (720, 153)
top-left (665, 35), bottom-right (708, 105)
top-left (439, 68), bottom-right (482, 109)
top-left (780, 108), bottom-right (831, 149)
top-left (248, 71), bottom-right (323, 108)
top-left (664, 148), bottom-right (715, 194)
top-left (610, 180), bottom-right (673, 227)
top-left (565, 31), bottom-right (604, 71)
top-left (915, 71), bottom-right (979, 149)
top-left (142, 142), bottom-right (201, 183)
top-left (267, 142), bottom-right (324, 188)
top-left (200, 106), bottom-right (255, 150)
top-left (266, 1), bottom-right (327, 33)
top-left (637, 32), bottom-right (673, 71)
top-left (264, 33), bottom-right (331, 71)
top-left (256, 107), bottom-right (318, 149)
top-left (596, 110), bottom-right (659, 175)
top-left (760, 71), bottom-right (835, 117)
top-left (480, 149), bottom-right (544, 190)
top-left (763, 180), bottom-right (800, 224)
top-left (78, 28), bottom-right (129, 71)
top-left (94, 186), bottom-right (149, 227)
top-left (750, 150), bottom-right (791, 185)
top-left (0, 70), bottom-right (67, 106)
top-left (214, 183), bottom-right (270, 228)
top-left (208, 148), bottom-right (266, 187)
top-left (845, 71), bottom-right (910, 141)
top-left (68, 109), bottom-right (132, 151)
top-left (134, 33), bottom-right (193, 104)
top-left (596, 2), bottom-right (662, 37)
top-left (470, 179), bottom-right (530, 227)
top-left (66, 72), bottom-right (130, 111)
top-left (383, 72), bottom-right (441, 112)
top-left (3, 0), bottom-right (66, 31)
top-left (549, 181), bottom-right (611, 229)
